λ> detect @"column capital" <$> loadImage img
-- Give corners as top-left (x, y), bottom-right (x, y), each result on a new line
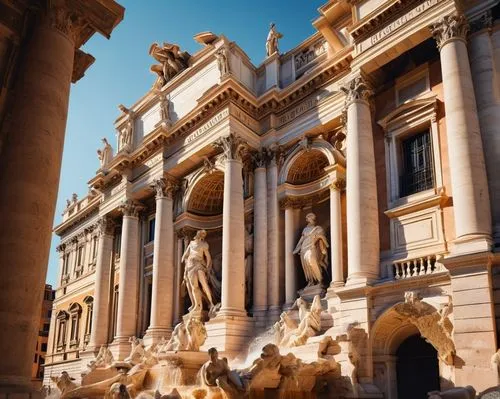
top-left (430, 14), bottom-right (469, 49)
top-left (251, 149), bottom-right (268, 169)
top-left (339, 75), bottom-right (373, 108)
top-left (213, 133), bottom-right (247, 161)
top-left (331, 178), bottom-right (346, 192)
top-left (279, 196), bottom-right (305, 210)
top-left (56, 243), bottom-right (66, 253)
top-left (151, 177), bottom-right (178, 200)
top-left (118, 199), bottom-right (145, 218)
top-left (96, 215), bottom-right (115, 237)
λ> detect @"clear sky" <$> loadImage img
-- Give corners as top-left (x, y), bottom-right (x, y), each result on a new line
top-left (46, 0), bottom-right (326, 285)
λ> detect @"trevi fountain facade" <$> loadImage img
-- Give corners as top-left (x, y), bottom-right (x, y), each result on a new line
top-left (43, 1), bottom-right (500, 398)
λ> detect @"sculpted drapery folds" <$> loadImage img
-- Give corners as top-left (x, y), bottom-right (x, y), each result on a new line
top-left (215, 47), bottom-right (230, 77)
top-left (97, 138), bottom-right (113, 169)
top-left (149, 42), bottom-right (190, 88)
top-left (117, 105), bottom-right (135, 152)
top-left (430, 14), bottom-right (469, 49)
top-left (266, 23), bottom-right (283, 57)
top-left (293, 212), bottom-right (329, 287)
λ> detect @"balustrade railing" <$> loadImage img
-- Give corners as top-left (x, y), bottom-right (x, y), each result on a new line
top-left (386, 254), bottom-right (445, 280)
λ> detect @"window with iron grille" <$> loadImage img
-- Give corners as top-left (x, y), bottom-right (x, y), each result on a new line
top-left (399, 130), bottom-right (434, 197)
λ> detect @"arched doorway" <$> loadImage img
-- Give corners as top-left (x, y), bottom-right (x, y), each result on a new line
top-left (396, 334), bottom-right (440, 399)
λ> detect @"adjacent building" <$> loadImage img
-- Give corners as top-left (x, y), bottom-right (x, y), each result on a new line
top-left (44, 0), bottom-right (500, 397)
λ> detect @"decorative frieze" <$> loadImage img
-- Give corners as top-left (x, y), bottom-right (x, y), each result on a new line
top-left (430, 14), bottom-right (469, 49)
top-left (119, 199), bottom-right (145, 217)
top-left (294, 41), bottom-right (327, 72)
top-left (151, 177), bottom-right (178, 200)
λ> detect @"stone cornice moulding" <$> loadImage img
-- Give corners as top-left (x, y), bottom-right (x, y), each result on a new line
top-left (54, 197), bottom-right (101, 236)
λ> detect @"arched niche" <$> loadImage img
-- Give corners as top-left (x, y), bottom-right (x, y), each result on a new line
top-left (279, 138), bottom-right (344, 185)
top-left (183, 168), bottom-right (225, 216)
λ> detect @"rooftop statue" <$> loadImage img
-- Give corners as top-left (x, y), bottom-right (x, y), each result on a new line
top-left (265, 23), bottom-right (283, 57)
top-left (149, 42), bottom-right (190, 88)
top-left (97, 138), bottom-right (113, 170)
top-left (293, 212), bottom-right (329, 287)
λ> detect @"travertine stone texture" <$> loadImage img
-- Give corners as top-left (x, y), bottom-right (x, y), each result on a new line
top-left (330, 183), bottom-right (344, 286)
top-left (469, 29), bottom-right (500, 247)
top-left (146, 192), bottom-right (175, 341)
top-left (284, 207), bottom-right (300, 306)
top-left (253, 167), bottom-right (268, 322)
top-left (267, 160), bottom-right (281, 320)
top-left (220, 159), bottom-right (246, 317)
top-left (114, 212), bottom-right (140, 358)
top-left (0, 15), bottom-right (74, 391)
top-left (439, 27), bottom-right (492, 248)
top-left (88, 224), bottom-right (114, 349)
top-left (345, 91), bottom-right (380, 284)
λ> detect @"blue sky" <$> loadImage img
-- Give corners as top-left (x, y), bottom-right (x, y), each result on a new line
top-left (46, 0), bottom-right (326, 285)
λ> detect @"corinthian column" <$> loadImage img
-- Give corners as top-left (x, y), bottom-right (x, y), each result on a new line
top-left (0, 6), bottom-right (77, 391)
top-left (252, 152), bottom-right (268, 326)
top-left (340, 76), bottom-right (380, 284)
top-left (283, 200), bottom-right (300, 307)
top-left (430, 14), bottom-right (492, 251)
top-left (266, 149), bottom-right (281, 320)
top-left (145, 178), bottom-right (177, 343)
top-left (215, 134), bottom-right (247, 317)
top-left (114, 200), bottom-right (143, 359)
top-left (468, 14), bottom-right (500, 246)
top-left (88, 216), bottom-right (115, 349)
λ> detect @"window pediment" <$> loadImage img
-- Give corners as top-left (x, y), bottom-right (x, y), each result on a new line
top-left (378, 95), bottom-right (437, 132)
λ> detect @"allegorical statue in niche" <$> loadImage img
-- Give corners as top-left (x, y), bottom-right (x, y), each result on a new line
top-left (118, 119), bottom-right (133, 152)
top-left (97, 138), bottom-right (113, 169)
top-left (293, 212), bottom-right (329, 286)
top-left (181, 230), bottom-right (220, 313)
top-left (149, 42), bottom-right (190, 88)
top-left (265, 23), bottom-right (283, 57)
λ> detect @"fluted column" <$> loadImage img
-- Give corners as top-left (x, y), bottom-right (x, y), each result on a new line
top-left (330, 178), bottom-right (345, 287)
top-left (252, 153), bottom-right (268, 324)
top-left (114, 200), bottom-right (143, 358)
top-left (145, 178), bottom-right (177, 342)
top-left (340, 76), bottom-right (380, 284)
top-left (468, 14), bottom-right (500, 246)
top-left (88, 216), bottom-right (115, 349)
top-left (215, 134), bottom-right (247, 317)
top-left (430, 14), bottom-right (492, 251)
top-left (266, 150), bottom-right (281, 319)
top-left (284, 202), bottom-right (300, 307)
top-left (0, 7), bottom-right (77, 390)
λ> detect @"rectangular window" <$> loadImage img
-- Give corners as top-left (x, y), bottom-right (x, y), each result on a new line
top-left (148, 218), bottom-right (155, 243)
top-left (399, 130), bottom-right (434, 197)
top-left (43, 323), bottom-right (50, 332)
top-left (41, 343), bottom-right (47, 352)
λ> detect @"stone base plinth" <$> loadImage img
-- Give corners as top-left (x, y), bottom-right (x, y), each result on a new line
top-left (109, 337), bottom-right (132, 361)
top-left (201, 315), bottom-right (254, 354)
top-left (142, 327), bottom-right (173, 347)
top-left (298, 284), bottom-right (326, 302)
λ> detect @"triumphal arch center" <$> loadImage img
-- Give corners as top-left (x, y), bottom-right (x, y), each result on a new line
top-left (44, 0), bottom-right (500, 397)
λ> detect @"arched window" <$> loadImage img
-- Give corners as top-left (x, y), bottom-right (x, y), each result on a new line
top-left (55, 311), bottom-right (69, 352)
top-left (68, 303), bottom-right (82, 348)
top-left (83, 296), bottom-right (94, 345)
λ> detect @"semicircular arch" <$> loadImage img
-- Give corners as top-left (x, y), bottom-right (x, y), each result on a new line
top-left (183, 167), bottom-right (225, 216)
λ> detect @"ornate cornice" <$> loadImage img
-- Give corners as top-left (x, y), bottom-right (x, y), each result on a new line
top-left (430, 14), bottom-right (469, 50)
top-left (151, 177), bottom-right (178, 200)
top-left (96, 216), bottom-right (115, 237)
top-left (118, 199), bottom-right (144, 218)
top-left (213, 133), bottom-right (247, 162)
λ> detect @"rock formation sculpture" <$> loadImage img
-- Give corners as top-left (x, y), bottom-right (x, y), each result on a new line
top-left (125, 336), bottom-right (145, 365)
top-left (265, 23), bottom-right (283, 57)
top-left (427, 386), bottom-right (476, 399)
top-left (105, 383), bottom-right (131, 399)
top-left (51, 371), bottom-right (77, 397)
top-left (149, 42), bottom-right (190, 88)
top-left (163, 316), bottom-right (207, 352)
top-left (293, 213), bottom-right (329, 287)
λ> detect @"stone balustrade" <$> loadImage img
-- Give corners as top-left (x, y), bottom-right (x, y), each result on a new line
top-left (386, 254), bottom-right (446, 280)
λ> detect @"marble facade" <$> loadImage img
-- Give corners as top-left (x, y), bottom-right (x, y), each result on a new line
top-left (44, 0), bottom-right (500, 397)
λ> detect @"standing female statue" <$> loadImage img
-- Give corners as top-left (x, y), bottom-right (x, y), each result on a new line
top-left (182, 230), bottom-right (217, 312)
top-left (293, 213), bottom-right (329, 286)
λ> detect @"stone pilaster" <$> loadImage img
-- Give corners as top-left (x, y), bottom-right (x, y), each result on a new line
top-left (330, 178), bottom-right (345, 287)
top-left (88, 216), bottom-right (115, 350)
top-left (266, 148), bottom-right (281, 321)
top-left (468, 13), bottom-right (500, 249)
top-left (252, 151), bottom-right (268, 326)
top-left (340, 75), bottom-right (380, 285)
top-left (113, 199), bottom-right (143, 360)
top-left (282, 200), bottom-right (301, 308)
top-left (144, 177), bottom-right (177, 344)
top-left (0, 5), bottom-right (77, 392)
top-left (430, 14), bottom-right (492, 253)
